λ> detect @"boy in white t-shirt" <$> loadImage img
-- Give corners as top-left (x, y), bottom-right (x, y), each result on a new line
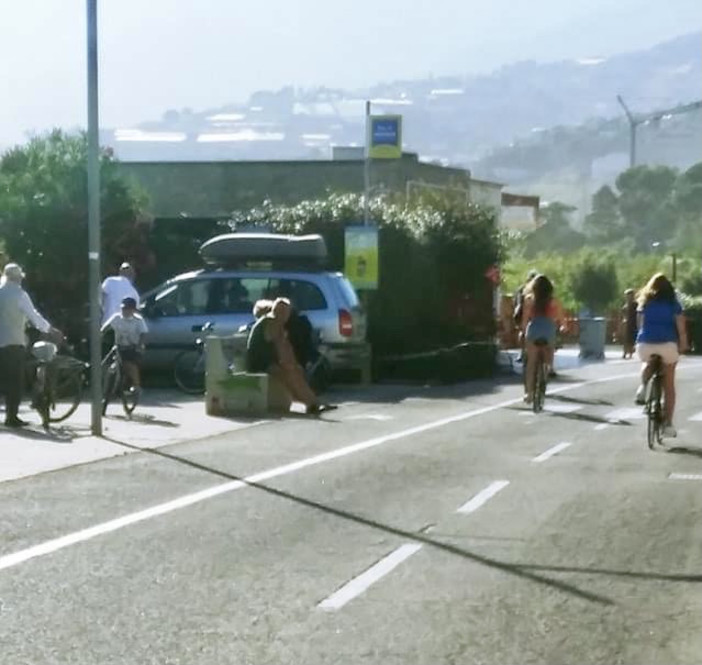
top-left (101, 297), bottom-right (148, 392)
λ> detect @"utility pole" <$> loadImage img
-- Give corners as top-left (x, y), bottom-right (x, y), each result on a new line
top-left (617, 95), bottom-right (637, 168)
top-left (86, 0), bottom-right (102, 435)
top-left (617, 96), bottom-right (702, 169)
top-left (363, 100), bottom-right (371, 225)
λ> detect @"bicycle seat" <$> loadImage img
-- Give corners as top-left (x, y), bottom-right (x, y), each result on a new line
top-left (31, 341), bottom-right (58, 363)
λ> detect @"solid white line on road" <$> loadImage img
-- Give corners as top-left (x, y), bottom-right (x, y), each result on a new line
top-left (456, 480), bottom-right (510, 514)
top-left (688, 412), bottom-right (702, 422)
top-left (0, 367), bottom-right (689, 573)
top-left (669, 473), bottom-right (702, 481)
top-left (317, 544), bottom-right (422, 611)
top-left (532, 442), bottom-right (572, 463)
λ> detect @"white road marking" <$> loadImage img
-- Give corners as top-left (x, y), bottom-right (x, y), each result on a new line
top-left (317, 544), bottom-right (422, 611)
top-left (456, 480), bottom-right (510, 514)
top-left (604, 407), bottom-right (646, 422)
top-left (344, 414), bottom-right (394, 422)
top-left (0, 367), bottom-right (683, 573)
top-left (594, 423), bottom-right (610, 431)
top-left (669, 473), bottom-right (702, 481)
top-left (543, 404), bottom-right (582, 414)
top-left (532, 442), bottom-right (572, 463)
top-left (688, 412), bottom-right (702, 422)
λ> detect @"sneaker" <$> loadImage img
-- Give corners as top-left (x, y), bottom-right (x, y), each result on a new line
top-left (307, 403), bottom-right (338, 415)
top-left (523, 393), bottom-right (533, 405)
top-left (634, 384), bottom-right (646, 405)
top-left (662, 423), bottom-right (677, 438)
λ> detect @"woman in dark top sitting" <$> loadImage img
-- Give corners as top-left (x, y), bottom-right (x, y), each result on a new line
top-left (246, 298), bottom-right (334, 415)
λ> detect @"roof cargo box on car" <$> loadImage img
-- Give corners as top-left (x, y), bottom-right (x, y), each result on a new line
top-left (199, 233), bottom-right (328, 270)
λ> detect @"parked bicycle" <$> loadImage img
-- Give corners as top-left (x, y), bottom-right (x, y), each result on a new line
top-left (102, 345), bottom-right (139, 416)
top-left (645, 354), bottom-right (664, 449)
top-left (173, 322), bottom-right (214, 395)
top-left (29, 341), bottom-right (87, 429)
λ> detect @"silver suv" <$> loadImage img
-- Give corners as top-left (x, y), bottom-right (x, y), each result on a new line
top-left (139, 267), bottom-right (367, 371)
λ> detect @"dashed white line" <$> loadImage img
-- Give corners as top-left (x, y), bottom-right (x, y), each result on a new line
top-left (318, 544), bottom-right (422, 610)
top-left (594, 423), bottom-right (610, 431)
top-left (604, 407), bottom-right (646, 422)
top-left (669, 473), bottom-right (702, 481)
top-left (0, 367), bottom-right (672, 573)
top-left (543, 404), bottom-right (582, 414)
top-left (456, 480), bottom-right (510, 514)
top-left (344, 414), bottom-right (394, 422)
top-left (688, 412), bottom-right (702, 422)
top-left (532, 442), bottom-right (572, 463)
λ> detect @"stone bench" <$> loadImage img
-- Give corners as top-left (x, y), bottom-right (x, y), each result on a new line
top-left (205, 371), bottom-right (292, 417)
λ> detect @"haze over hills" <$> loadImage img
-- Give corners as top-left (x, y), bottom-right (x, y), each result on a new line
top-left (105, 32), bottom-right (700, 165)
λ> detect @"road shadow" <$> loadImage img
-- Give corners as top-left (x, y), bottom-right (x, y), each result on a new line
top-left (515, 562), bottom-right (702, 584)
top-left (505, 406), bottom-right (633, 427)
top-left (103, 435), bottom-right (614, 607)
top-left (105, 413), bottom-right (180, 428)
top-left (0, 423), bottom-right (77, 443)
top-left (549, 394), bottom-right (614, 407)
top-left (666, 446), bottom-right (702, 459)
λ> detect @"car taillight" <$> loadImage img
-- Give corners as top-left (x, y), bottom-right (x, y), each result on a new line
top-left (339, 309), bottom-right (353, 337)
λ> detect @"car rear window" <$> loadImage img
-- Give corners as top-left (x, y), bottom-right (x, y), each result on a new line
top-left (336, 277), bottom-right (360, 307)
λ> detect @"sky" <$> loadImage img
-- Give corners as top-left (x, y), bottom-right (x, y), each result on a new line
top-left (0, 0), bottom-right (700, 147)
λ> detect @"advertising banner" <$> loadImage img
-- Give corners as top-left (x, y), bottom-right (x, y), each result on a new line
top-left (344, 225), bottom-right (379, 290)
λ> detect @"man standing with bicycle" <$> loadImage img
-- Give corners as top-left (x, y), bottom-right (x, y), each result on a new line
top-left (101, 297), bottom-right (148, 395)
top-left (0, 263), bottom-right (64, 428)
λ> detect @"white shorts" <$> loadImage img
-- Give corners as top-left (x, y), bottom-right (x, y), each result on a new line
top-left (637, 342), bottom-right (679, 365)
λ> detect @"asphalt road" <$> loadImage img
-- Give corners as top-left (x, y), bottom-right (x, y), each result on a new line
top-left (1, 359), bottom-right (702, 665)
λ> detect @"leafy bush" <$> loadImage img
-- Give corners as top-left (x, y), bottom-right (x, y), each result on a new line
top-left (0, 131), bottom-right (151, 339)
top-left (222, 191), bottom-right (501, 358)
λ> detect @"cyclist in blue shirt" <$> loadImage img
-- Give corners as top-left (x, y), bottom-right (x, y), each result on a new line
top-left (634, 273), bottom-right (689, 438)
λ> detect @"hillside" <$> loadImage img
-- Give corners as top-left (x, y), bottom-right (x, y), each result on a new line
top-left (104, 31), bottom-right (702, 199)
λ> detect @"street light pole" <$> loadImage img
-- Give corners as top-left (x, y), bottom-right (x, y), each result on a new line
top-left (86, 0), bottom-right (102, 435)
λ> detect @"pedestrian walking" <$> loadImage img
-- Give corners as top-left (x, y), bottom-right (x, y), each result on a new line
top-left (621, 288), bottom-right (638, 359)
top-left (0, 263), bottom-right (63, 428)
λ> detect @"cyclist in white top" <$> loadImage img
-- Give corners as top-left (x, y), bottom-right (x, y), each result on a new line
top-left (101, 297), bottom-right (148, 393)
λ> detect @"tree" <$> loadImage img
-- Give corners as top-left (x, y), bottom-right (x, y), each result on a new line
top-left (569, 252), bottom-right (619, 315)
top-left (584, 185), bottom-right (622, 243)
top-left (0, 130), bottom-right (151, 338)
top-left (523, 201), bottom-right (585, 257)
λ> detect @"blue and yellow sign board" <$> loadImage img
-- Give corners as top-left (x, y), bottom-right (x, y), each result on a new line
top-left (368, 115), bottom-right (402, 159)
top-left (345, 225), bottom-right (379, 290)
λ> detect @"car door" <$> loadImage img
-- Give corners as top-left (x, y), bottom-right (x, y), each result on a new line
top-left (141, 277), bottom-right (215, 369)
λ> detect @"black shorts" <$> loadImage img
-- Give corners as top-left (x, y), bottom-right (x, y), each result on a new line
top-left (118, 346), bottom-right (142, 364)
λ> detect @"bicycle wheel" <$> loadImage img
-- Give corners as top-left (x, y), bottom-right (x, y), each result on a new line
top-left (120, 375), bottom-right (139, 416)
top-left (34, 366), bottom-right (51, 430)
top-left (102, 361), bottom-right (120, 416)
top-left (48, 366), bottom-right (84, 423)
top-left (646, 377), bottom-right (661, 449)
top-left (173, 349), bottom-right (206, 395)
top-left (533, 359), bottom-right (545, 413)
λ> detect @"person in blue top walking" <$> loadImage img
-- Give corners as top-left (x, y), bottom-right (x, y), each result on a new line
top-left (634, 273), bottom-right (689, 438)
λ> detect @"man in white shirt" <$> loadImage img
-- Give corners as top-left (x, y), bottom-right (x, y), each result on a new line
top-left (101, 262), bottom-right (139, 325)
top-left (0, 263), bottom-right (64, 428)
top-left (101, 297), bottom-right (148, 392)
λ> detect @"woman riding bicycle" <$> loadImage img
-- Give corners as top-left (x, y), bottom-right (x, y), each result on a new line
top-left (634, 273), bottom-right (689, 438)
top-left (522, 274), bottom-right (562, 404)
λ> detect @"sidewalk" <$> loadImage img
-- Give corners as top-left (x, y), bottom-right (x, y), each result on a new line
top-left (1, 347), bottom-right (625, 486)
top-left (0, 391), bottom-right (263, 485)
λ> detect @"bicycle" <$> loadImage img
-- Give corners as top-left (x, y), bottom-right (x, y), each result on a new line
top-left (532, 339), bottom-right (549, 414)
top-left (102, 346), bottom-right (139, 416)
top-left (645, 354), bottom-right (664, 449)
top-left (29, 341), bottom-right (87, 430)
top-left (173, 322), bottom-right (214, 395)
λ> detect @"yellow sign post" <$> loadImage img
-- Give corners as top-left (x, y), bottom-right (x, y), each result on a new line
top-left (345, 226), bottom-right (379, 290)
